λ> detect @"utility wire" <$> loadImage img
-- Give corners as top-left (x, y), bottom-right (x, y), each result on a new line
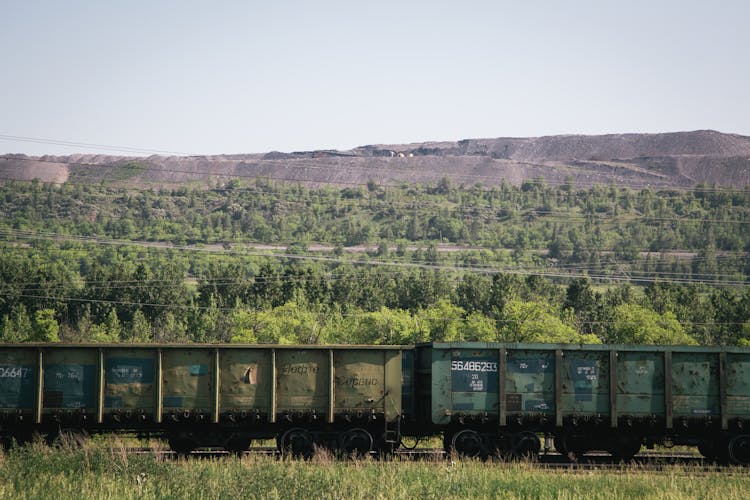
top-left (2, 226), bottom-right (749, 263)
top-left (0, 134), bottom-right (195, 156)
top-left (1, 229), bottom-right (747, 286)
top-left (1, 292), bottom-right (747, 329)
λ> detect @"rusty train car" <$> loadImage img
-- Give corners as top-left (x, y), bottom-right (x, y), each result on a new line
top-left (1, 341), bottom-right (750, 464)
top-left (0, 344), bottom-right (403, 456)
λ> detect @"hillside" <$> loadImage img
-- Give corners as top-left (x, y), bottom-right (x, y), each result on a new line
top-left (2, 130), bottom-right (750, 188)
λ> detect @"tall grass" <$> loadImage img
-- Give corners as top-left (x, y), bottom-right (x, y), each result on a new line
top-left (1, 439), bottom-right (749, 499)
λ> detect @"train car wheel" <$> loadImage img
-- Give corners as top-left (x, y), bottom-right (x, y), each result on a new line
top-left (511, 432), bottom-right (540, 460)
top-left (339, 428), bottom-right (374, 457)
top-left (728, 434), bottom-right (750, 466)
top-left (552, 433), bottom-right (582, 461)
top-left (449, 429), bottom-right (485, 458)
top-left (279, 428), bottom-right (314, 459)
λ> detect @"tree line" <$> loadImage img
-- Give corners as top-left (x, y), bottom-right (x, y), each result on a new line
top-left (1, 247), bottom-right (748, 346)
top-left (0, 177), bottom-right (748, 346)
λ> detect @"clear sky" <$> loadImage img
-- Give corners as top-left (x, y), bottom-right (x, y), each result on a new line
top-left (1, 0), bottom-right (748, 156)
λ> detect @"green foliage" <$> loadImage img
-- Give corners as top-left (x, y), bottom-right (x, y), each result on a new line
top-left (103, 309), bottom-right (122, 339)
top-left (2, 443), bottom-right (749, 499)
top-left (3, 178), bottom-right (749, 271)
top-left (0, 178), bottom-right (748, 345)
top-left (31, 309), bottom-right (60, 342)
top-left (337, 307), bottom-right (418, 345)
top-left (154, 312), bottom-right (188, 342)
top-left (563, 277), bottom-right (602, 335)
top-left (73, 307), bottom-right (116, 343)
top-left (229, 309), bottom-right (259, 343)
top-left (498, 299), bottom-right (601, 344)
top-left (232, 299), bottom-right (325, 344)
top-left (417, 299), bottom-right (466, 342)
top-left (608, 304), bottom-right (698, 345)
top-left (127, 310), bottom-right (152, 342)
top-left (0, 305), bottom-right (33, 342)
top-left (463, 311), bottom-right (499, 341)
top-left (739, 321), bottom-right (750, 347)
top-left (106, 161), bottom-right (147, 181)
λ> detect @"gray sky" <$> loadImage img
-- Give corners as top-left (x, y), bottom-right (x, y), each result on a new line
top-left (1, 0), bottom-right (748, 156)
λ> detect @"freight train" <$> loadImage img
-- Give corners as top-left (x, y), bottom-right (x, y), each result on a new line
top-left (1, 342), bottom-right (749, 465)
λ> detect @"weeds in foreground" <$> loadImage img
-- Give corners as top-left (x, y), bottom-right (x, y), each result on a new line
top-left (0, 439), bottom-right (748, 499)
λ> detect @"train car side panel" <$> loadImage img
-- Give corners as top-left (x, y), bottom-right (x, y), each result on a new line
top-left (326, 349), bottom-right (402, 421)
top-left (414, 345), bottom-right (433, 427)
top-left (448, 347), bottom-right (499, 413)
top-left (505, 349), bottom-right (555, 415)
top-left (43, 348), bottom-right (97, 413)
top-left (104, 349), bottom-right (155, 414)
top-left (275, 349), bottom-right (328, 415)
top-left (726, 352), bottom-right (750, 418)
top-left (561, 350), bottom-right (610, 415)
top-left (334, 349), bottom-right (384, 414)
top-left (218, 349), bottom-right (271, 415)
top-left (616, 351), bottom-right (665, 416)
top-left (161, 349), bottom-right (212, 412)
top-left (0, 348), bottom-right (35, 411)
top-left (430, 347), bottom-right (451, 425)
top-left (671, 351), bottom-right (720, 418)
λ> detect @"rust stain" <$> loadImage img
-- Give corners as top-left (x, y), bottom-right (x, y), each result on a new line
top-left (243, 365), bottom-right (256, 384)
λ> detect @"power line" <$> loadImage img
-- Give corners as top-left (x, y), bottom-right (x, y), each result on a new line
top-left (2, 238), bottom-right (745, 288)
top-left (1, 229), bottom-right (747, 286)
top-left (1, 292), bottom-right (747, 330)
top-left (2, 225), bottom-right (747, 264)
top-left (6, 247), bottom-right (743, 291)
top-left (0, 134), bottom-right (195, 156)
top-left (3, 225), bottom-right (749, 262)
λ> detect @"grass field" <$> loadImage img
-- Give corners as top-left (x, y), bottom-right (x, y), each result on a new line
top-left (1, 439), bottom-right (749, 499)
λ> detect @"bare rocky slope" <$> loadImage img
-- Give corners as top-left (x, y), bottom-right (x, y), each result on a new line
top-left (2, 130), bottom-right (749, 189)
